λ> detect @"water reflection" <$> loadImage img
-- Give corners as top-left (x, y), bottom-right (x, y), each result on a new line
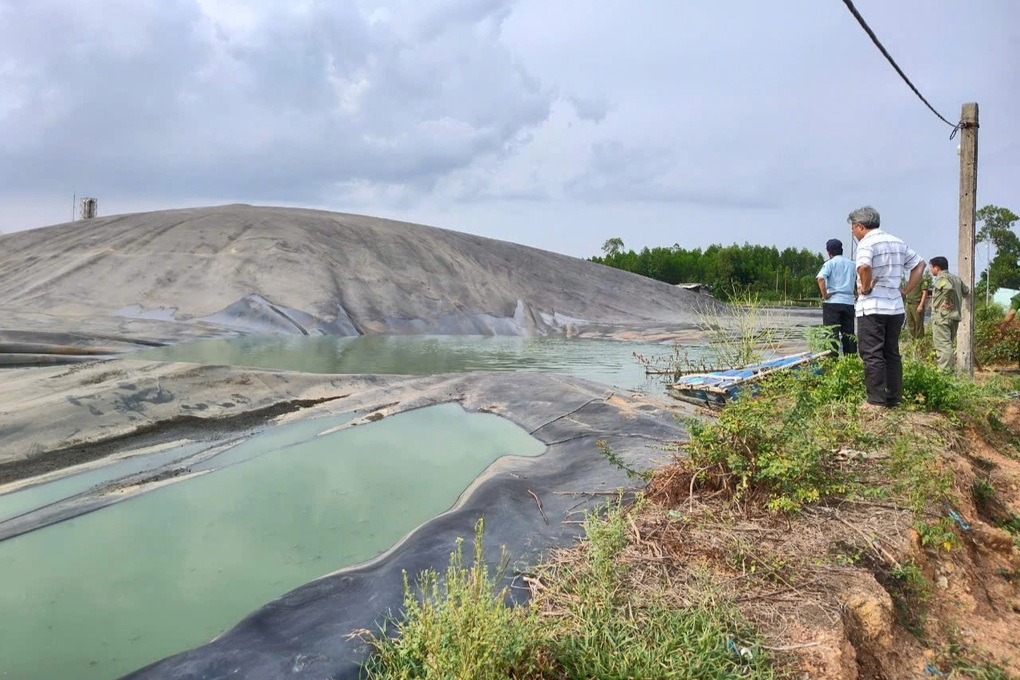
top-left (135, 335), bottom-right (694, 393)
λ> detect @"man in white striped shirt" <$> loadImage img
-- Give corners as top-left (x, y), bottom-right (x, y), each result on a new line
top-left (849, 206), bottom-right (925, 409)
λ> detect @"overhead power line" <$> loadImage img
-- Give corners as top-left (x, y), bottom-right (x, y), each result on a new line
top-left (839, 0), bottom-right (961, 135)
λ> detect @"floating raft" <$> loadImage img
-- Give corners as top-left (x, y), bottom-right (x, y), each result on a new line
top-left (667, 350), bottom-right (832, 408)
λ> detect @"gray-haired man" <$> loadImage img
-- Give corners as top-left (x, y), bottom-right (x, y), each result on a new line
top-left (849, 206), bottom-right (925, 409)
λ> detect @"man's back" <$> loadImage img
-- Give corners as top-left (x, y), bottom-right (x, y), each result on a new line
top-left (818, 255), bottom-right (856, 305)
top-left (904, 273), bottom-right (930, 305)
top-left (856, 229), bottom-right (923, 316)
top-left (932, 271), bottom-right (968, 323)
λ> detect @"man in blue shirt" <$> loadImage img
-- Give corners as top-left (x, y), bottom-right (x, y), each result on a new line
top-left (817, 238), bottom-right (857, 354)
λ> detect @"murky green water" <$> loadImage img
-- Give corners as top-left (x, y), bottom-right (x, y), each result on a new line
top-left (135, 335), bottom-right (689, 392)
top-left (0, 404), bottom-right (545, 680)
top-left (0, 416), bottom-right (358, 525)
top-left (0, 444), bottom-right (206, 524)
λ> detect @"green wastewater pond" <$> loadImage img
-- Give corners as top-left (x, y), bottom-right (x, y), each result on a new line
top-left (0, 403), bottom-right (546, 680)
top-left (133, 334), bottom-right (691, 392)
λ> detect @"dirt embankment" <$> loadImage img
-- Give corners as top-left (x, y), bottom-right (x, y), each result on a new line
top-left (617, 403), bottom-right (1020, 678)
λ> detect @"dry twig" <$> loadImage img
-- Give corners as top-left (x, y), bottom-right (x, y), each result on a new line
top-left (528, 489), bottom-right (548, 524)
top-left (813, 507), bottom-right (903, 570)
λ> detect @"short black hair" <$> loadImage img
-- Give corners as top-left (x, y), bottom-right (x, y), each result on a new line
top-left (929, 256), bottom-right (949, 270)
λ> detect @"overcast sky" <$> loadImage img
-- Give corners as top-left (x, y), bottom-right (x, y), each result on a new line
top-left (1, 0), bottom-right (1017, 267)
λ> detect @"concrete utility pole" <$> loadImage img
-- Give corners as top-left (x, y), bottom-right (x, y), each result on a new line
top-left (956, 102), bottom-right (979, 376)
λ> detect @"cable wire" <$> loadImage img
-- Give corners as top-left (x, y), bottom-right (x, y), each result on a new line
top-left (839, 0), bottom-right (961, 135)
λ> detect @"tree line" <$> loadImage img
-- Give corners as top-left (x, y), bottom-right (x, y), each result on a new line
top-left (590, 239), bottom-right (824, 302)
top-left (591, 205), bottom-right (1020, 305)
top-left (976, 205), bottom-right (1020, 294)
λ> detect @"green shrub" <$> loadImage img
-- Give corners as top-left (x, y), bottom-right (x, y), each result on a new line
top-left (915, 518), bottom-right (959, 552)
top-left (886, 559), bottom-right (931, 637)
top-left (812, 354), bottom-right (866, 402)
top-left (362, 519), bottom-right (548, 680)
top-left (975, 302), bottom-right (1020, 369)
top-left (364, 503), bottom-right (779, 679)
top-left (901, 358), bottom-right (963, 412)
top-left (885, 434), bottom-right (953, 514)
top-left (972, 478), bottom-right (996, 509)
top-left (890, 560), bottom-right (929, 599)
top-left (684, 368), bottom-right (857, 512)
top-left (901, 333), bottom-right (936, 363)
top-left (681, 353), bottom-right (977, 513)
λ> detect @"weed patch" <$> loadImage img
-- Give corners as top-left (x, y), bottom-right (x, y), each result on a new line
top-left (532, 499), bottom-right (778, 679)
top-left (936, 637), bottom-right (1013, 680)
top-left (362, 502), bottom-right (778, 679)
top-left (901, 359), bottom-right (964, 412)
top-left (884, 432), bottom-right (954, 515)
top-left (361, 519), bottom-right (547, 680)
top-left (678, 355), bottom-right (887, 512)
top-left (672, 353), bottom-right (1010, 517)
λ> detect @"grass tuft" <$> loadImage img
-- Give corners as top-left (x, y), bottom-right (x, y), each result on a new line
top-left (361, 518), bottom-right (546, 680)
top-left (362, 501), bottom-right (778, 679)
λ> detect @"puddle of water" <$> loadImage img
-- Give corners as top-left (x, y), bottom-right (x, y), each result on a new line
top-left (0, 416), bottom-right (358, 524)
top-left (134, 335), bottom-right (695, 393)
top-left (0, 444), bottom-right (204, 523)
top-left (0, 404), bottom-right (545, 680)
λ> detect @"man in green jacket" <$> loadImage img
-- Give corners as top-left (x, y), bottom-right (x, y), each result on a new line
top-left (929, 256), bottom-right (970, 372)
top-left (903, 274), bottom-right (929, 340)
top-left (1000, 290), bottom-right (1020, 332)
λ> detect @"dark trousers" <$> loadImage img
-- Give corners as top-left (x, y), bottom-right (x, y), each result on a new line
top-left (821, 303), bottom-right (857, 355)
top-left (858, 313), bottom-right (905, 406)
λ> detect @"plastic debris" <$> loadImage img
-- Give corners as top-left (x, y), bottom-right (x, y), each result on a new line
top-left (948, 508), bottom-right (971, 532)
top-left (726, 638), bottom-right (755, 661)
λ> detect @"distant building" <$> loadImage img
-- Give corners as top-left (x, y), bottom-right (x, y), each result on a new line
top-left (79, 197), bottom-right (98, 220)
top-left (993, 287), bottom-right (1019, 309)
top-left (677, 283), bottom-right (713, 296)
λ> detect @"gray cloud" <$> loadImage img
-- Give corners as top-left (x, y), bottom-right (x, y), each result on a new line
top-left (564, 140), bottom-right (781, 209)
top-left (0, 0), bottom-right (1016, 265)
top-left (567, 94), bottom-right (609, 124)
top-left (0, 0), bottom-right (553, 200)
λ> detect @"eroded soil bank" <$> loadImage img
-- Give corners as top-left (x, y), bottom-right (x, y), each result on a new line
top-left (622, 402), bottom-right (1020, 679)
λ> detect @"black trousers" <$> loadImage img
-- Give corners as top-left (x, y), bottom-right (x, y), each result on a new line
top-left (821, 303), bottom-right (857, 355)
top-left (858, 313), bottom-right (905, 406)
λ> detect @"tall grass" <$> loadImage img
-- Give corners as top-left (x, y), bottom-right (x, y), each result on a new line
top-left (693, 290), bottom-right (795, 367)
top-left (363, 504), bottom-right (777, 679)
top-left (361, 519), bottom-right (546, 680)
